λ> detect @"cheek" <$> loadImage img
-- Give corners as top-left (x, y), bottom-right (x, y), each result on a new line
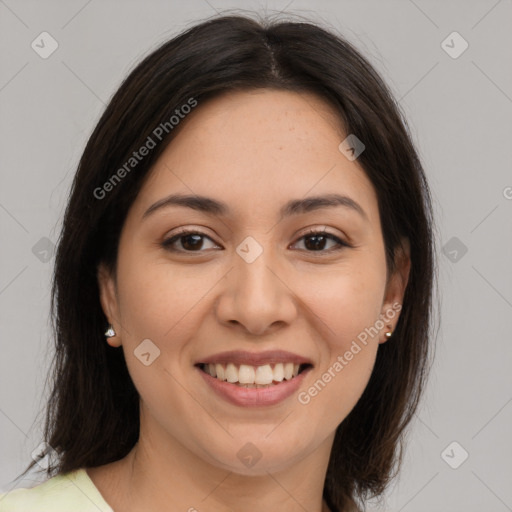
top-left (114, 256), bottom-right (230, 402)
top-left (116, 248), bottom-right (215, 339)
top-left (297, 263), bottom-right (386, 349)
top-left (292, 261), bottom-right (385, 414)
top-left (295, 271), bottom-right (382, 426)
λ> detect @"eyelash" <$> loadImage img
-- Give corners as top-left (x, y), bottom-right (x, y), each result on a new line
top-left (161, 227), bottom-right (351, 254)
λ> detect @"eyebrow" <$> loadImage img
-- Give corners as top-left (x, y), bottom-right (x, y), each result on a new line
top-left (142, 193), bottom-right (368, 222)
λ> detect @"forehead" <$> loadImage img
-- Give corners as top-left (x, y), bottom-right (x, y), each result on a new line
top-left (130, 89), bottom-right (379, 226)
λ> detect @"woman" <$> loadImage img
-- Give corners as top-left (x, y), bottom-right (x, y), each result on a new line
top-left (0, 12), bottom-right (437, 512)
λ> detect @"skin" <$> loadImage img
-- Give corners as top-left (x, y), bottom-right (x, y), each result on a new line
top-left (91, 89), bottom-right (410, 512)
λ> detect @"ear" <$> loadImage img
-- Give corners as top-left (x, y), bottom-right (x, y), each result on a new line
top-left (379, 237), bottom-right (411, 344)
top-left (97, 262), bottom-right (122, 347)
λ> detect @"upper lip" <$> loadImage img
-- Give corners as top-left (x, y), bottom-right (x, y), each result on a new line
top-left (195, 350), bottom-right (314, 367)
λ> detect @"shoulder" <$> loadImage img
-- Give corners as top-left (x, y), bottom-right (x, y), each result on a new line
top-left (0, 468), bottom-right (113, 512)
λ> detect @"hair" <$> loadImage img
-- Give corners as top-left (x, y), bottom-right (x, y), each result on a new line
top-left (18, 12), bottom-right (438, 512)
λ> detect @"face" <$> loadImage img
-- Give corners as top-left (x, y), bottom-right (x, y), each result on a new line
top-left (98, 89), bottom-right (410, 475)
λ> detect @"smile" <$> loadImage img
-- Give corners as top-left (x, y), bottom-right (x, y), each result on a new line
top-left (197, 362), bottom-right (312, 388)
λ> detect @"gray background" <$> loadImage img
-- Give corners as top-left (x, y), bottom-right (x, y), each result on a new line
top-left (1, 0), bottom-right (511, 511)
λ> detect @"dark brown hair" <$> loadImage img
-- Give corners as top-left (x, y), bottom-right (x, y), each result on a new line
top-left (19, 12), bottom-right (438, 512)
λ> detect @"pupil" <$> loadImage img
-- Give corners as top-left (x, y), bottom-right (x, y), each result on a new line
top-left (182, 234), bottom-right (203, 250)
top-left (305, 235), bottom-right (326, 251)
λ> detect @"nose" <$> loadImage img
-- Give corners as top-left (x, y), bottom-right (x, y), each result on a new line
top-left (215, 243), bottom-right (298, 336)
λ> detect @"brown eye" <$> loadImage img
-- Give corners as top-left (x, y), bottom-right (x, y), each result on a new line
top-left (162, 230), bottom-right (219, 252)
top-left (292, 229), bottom-right (350, 253)
top-left (161, 228), bottom-right (350, 254)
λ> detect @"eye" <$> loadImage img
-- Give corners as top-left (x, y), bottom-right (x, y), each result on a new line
top-left (161, 229), bottom-right (219, 253)
top-left (291, 227), bottom-right (351, 253)
top-left (161, 227), bottom-right (351, 254)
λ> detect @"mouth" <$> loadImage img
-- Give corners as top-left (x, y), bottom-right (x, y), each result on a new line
top-left (194, 350), bottom-right (314, 406)
top-left (195, 362), bottom-right (313, 388)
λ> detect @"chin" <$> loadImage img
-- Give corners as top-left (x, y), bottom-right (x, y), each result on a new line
top-left (199, 434), bottom-right (311, 475)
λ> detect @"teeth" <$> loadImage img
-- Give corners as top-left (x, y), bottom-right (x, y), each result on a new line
top-left (238, 364), bottom-right (255, 384)
top-left (273, 363), bottom-right (284, 382)
top-left (202, 362), bottom-right (305, 385)
top-left (215, 364), bottom-right (225, 381)
top-left (255, 364), bottom-right (274, 385)
top-left (225, 363), bottom-right (238, 383)
top-left (284, 362), bottom-right (293, 380)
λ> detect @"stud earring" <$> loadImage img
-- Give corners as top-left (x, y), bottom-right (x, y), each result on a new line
top-left (104, 324), bottom-right (116, 338)
top-left (385, 329), bottom-right (393, 339)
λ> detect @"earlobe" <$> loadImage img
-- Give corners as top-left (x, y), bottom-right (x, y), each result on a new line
top-left (97, 263), bottom-right (122, 347)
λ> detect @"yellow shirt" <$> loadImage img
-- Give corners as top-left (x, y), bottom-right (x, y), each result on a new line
top-left (0, 468), bottom-right (113, 511)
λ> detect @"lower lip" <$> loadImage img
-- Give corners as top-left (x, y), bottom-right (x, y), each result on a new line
top-left (196, 366), bottom-right (312, 407)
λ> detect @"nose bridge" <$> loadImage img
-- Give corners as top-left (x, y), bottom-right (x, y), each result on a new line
top-left (234, 236), bottom-right (280, 304)
top-left (217, 235), bottom-right (296, 334)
